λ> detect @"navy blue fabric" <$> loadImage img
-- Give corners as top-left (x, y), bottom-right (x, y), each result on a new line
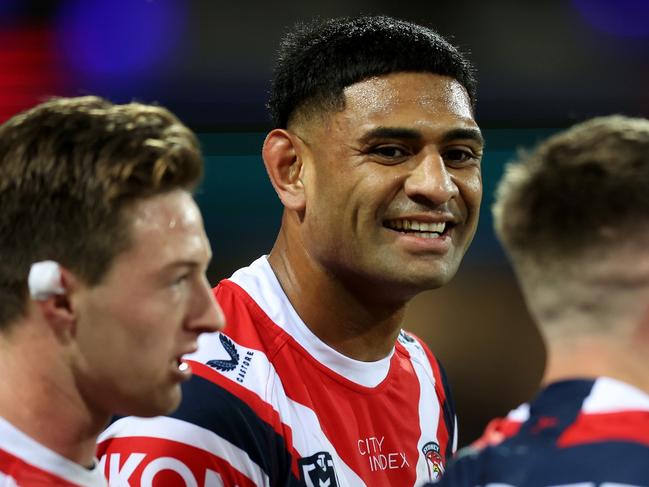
top-left (170, 373), bottom-right (303, 486)
top-left (437, 359), bottom-right (457, 461)
top-left (433, 380), bottom-right (649, 487)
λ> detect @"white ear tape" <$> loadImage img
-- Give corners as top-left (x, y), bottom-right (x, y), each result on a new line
top-left (28, 261), bottom-right (65, 300)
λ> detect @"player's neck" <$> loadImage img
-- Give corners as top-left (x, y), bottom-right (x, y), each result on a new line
top-left (268, 236), bottom-right (406, 362)
top-left (0, 323), bottom-right (106, 467)
top-left (542, 335), bottom-right (649, 395)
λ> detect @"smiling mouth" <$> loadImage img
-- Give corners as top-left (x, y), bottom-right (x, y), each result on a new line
top-left (383, 219), bottom-right (452, 238)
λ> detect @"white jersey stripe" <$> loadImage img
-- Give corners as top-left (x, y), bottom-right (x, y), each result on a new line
top-left (401, 337), bottom-right (443, 484)
top-left (0, 417), bottom-right (106, 486)
top-left (583, 377), bottom-right (649, 413)
top-left (0, 472), bottom-right (19, 487)
top-left (501, 376), bottom-right (649, 423)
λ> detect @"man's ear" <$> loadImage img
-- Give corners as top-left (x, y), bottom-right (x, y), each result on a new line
top-left (35, 267), bottom-right (80, 340)
top-left (262, 129), bottom-right (307, 211)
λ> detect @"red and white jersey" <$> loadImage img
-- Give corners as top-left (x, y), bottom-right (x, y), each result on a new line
top-left (98, 256), bottom-right (457, 486)
top-left (0, 416), bottom-right (106, 486)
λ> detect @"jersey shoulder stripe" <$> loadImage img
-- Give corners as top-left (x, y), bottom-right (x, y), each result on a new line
top-left (0, 449), bottom-right (84, 487)
top-left (400, 331), bottom-right (457, 459)
top-left (97, 414), bottom-right (299, 487)
top-left (437, 377), bottom-right (649, 487)
top-left (557, 377), bottom-right (649, 448)
top-left (0, 417), bottom-right (106, 486)
top-left (171, 368), bottom-right (297, 479)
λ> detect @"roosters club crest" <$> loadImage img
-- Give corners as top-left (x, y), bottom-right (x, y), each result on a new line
top-left (298, 451), bottom-right (340, 487)
top-left (422, 441), bottom-right (445, 482)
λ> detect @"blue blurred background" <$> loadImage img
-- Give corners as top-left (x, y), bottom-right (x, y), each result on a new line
top-left (3, 0), bottom-right (648, 445)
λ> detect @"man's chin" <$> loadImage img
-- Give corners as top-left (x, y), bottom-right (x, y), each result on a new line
top-left (396, 259), bottom-right (460, 290)
top-left (119, 388), bottom-right (182, 418)
top-left (363, 272), bottom-right (457, 305)
top-left (408, 272), bottom-right (457, 292)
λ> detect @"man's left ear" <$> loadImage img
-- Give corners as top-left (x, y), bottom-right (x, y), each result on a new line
top-left (262, 129), bottom-right (308, 212)
top-left (33, 266), bottom-right (81, 339)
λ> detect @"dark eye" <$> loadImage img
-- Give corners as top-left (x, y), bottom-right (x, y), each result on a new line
top-left (443, 148), bottom-right (479, 166)
top-left (370, 145), bottom-right (410, 162)
top-left (171, 273), bottom-right (190, 287)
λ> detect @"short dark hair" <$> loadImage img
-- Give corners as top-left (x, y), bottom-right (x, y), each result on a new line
top-left (268, 15), bottom-right (477, 129)
top-left (494, 115), bottom-right (649, 262)
top-left (0, 96), bottom-right (203, 329)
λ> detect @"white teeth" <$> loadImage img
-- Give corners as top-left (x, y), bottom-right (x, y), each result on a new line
top-left (178, 362), bottom-right (189, 372)
top-left (387, 219), bottom-right (446, 234)
top-left (421, 222), bottom-right (445, 233)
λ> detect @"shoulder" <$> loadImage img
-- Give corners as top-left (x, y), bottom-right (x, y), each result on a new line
top-left (397, 330), bottom-right (444, 376)
top-left (469, 403), bottom-right (528, 451)
top-left (0, 418), bottom-right (106, 487)
top-left (430, 449), bottom-right (482, 487)
top-left (397, 329), bottom-right (453, 403)
top-left (97, 372), bottom-right (294, 486)
top-left (398, 329), bottom-right (458, 457)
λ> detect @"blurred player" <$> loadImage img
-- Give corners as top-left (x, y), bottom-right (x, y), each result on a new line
top-left (0, 96), bottom-right (224, 486)
top-left (98, 15), bottom-right (484, 486)
top-left (432, 115), bottom-right (649, 487)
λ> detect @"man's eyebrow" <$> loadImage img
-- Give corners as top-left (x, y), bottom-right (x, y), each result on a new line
top-left (160, 260), bottom-right (197, 271)
top-left (359, 127), bottom-right (423, 143)
top-left (359, 126), bottom-right (485, 147)
top-left (163, 257), bottom-right (213, 271)
top-left (441, 128), bottom-right (485, 147)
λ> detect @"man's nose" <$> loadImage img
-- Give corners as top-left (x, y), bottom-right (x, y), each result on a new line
top-left (404, 151), bottom-right (459, 205)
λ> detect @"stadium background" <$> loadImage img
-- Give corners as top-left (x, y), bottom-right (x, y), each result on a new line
top-left (2, 0), bottom-right (649, 446)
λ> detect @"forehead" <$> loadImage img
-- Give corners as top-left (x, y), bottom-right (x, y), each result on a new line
top-left (120, 190), bottom-right (209, 265)
top-left (335, 72), bottom-right (476, 132)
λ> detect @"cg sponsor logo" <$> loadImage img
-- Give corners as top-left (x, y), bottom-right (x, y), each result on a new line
top-left (206, 334), bottom-right (255, 383)
top-left (298, 451), bottom-right (340, 487)
top-left (397, 330), bottom-right (416, 345)
top-left (206, 334), bottom-right (239, 372)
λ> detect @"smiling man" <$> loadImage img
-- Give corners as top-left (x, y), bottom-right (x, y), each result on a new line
top-left (0, 96), bottom-right (223, 486)
top-left (98, 16), bottom-right (483, 486)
